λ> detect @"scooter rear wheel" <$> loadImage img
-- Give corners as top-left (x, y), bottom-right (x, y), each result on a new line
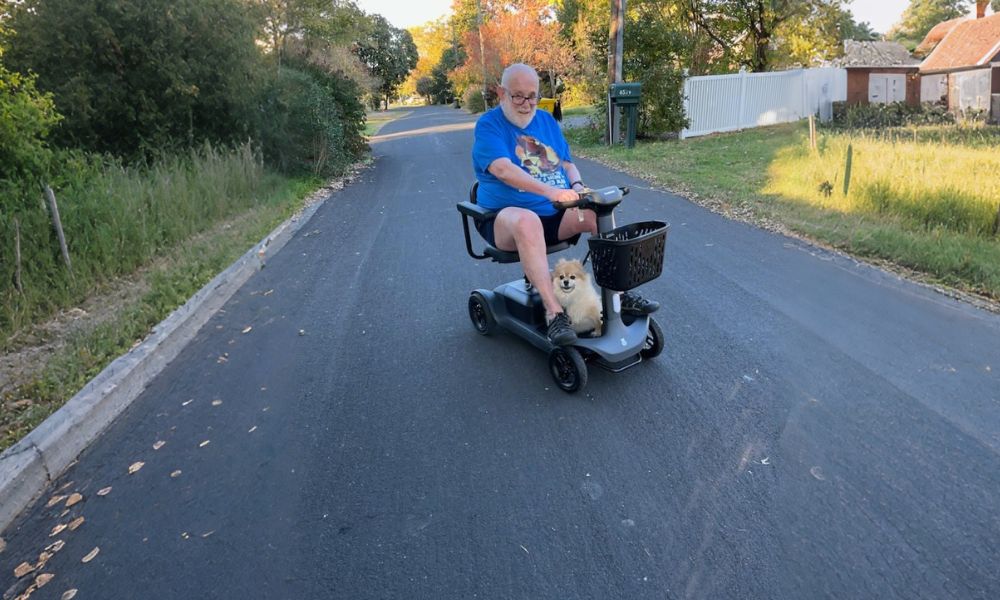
top-left (468, 291), bottom-right (496, 335)
top-left (549, 347), bottom-right (588, 393)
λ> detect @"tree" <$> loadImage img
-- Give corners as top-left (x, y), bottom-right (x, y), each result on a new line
top-left (415, 76), bottom-right (435, 103)
top-left (622, 0), bottom-right (689, 133)
top-left (770, 4), bottom-right (869, 67)
top-left (840, 15), bottom-right (880, 41)
top-left (4, 0), bottom-right (263, 158)
top-left (682, 0), bottom-right (845, 72)
top-left (355, 14), bottom-right (419, 109)
top-left (251, 0), bottom-right (366, 67)
top-left (888, 0), bottom-right (971, 49)
top-left (451, 0), bottom-right (574, 98)
top-left (402, 17), bottom-right (453, 98)
top-left (0, 25), bottom-right (61, 188)
top-left (429, 43), bottom-right (466, 103)
top-left (994, 0), bottom-right (1000, 13)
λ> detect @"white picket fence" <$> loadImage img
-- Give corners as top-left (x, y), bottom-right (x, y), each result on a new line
top-left (681, 67), bottom-right (847, 139)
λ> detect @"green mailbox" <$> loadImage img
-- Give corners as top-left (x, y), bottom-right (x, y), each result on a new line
top-left (608, 82), bottom-right (641, 148)
top-left (609, 82), bottom-right (642, 105)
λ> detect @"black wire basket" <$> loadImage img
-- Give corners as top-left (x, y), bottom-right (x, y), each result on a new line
top-left (587, 221), bottom-right (668, 291)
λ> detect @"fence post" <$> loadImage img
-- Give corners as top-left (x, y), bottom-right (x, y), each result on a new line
top-left (738, 68), bottom-right (748, 130)
top-left (14, 217), bottom-right (23, 294)
top-left (44, 185), bottom-right (72, 273)
top-left (993, 202), bottom-right (1000, 236)
top-left (681, 74), bottom-right (691, 140)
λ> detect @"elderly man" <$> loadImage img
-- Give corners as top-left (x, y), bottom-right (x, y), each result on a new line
top-left (471, 63), bottom-right (657, 346)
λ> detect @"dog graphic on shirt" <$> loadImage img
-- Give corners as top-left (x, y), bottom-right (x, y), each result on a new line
top-left (515, 135), bottom-right (561, 178)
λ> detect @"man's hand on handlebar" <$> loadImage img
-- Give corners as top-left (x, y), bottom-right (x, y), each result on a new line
top-left (547, 186), bottom-right (581, 206)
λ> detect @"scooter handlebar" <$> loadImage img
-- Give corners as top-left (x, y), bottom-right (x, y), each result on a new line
top-left (556, 185), bottom-right (629, 210)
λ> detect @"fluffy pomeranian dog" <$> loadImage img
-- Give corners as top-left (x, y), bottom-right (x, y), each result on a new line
top-left (552, 258), bottom-right (603, 336)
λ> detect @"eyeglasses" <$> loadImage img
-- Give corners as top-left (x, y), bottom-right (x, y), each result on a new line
top-left (504, 88), bottom-right (539, 106)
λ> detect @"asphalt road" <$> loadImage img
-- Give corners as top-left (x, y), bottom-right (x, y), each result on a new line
top-left (3, 106), bottom-right (999, 599)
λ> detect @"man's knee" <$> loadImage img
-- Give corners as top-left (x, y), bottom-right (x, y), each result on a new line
top-left (501, 210), bottom-right (543, 241)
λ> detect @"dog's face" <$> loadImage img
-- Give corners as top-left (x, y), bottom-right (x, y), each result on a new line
top-left (552, 259), bottom-right (590, 295)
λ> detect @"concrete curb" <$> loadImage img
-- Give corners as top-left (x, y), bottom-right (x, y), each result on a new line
top-left (0, 191), bottom-right (330, 532)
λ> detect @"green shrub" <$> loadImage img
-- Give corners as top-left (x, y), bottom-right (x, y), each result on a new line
top-left (462, 87), bottom-right (487, 113)
top-left (0, 62), bottom-right (61, 186)
top-left (831, 102), bottom-right (955, 129)
top-left (3, 0), bottom-right (262, 159)
top-left (254, 67), bottom-right (363, 177)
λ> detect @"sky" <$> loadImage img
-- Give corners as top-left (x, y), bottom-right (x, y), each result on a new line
top-left (355, 0), bottom-right (987, 35)
top-left (353, 0), bottom-right (454, 29)
top-left (847, 0), bottom-right (909, 33)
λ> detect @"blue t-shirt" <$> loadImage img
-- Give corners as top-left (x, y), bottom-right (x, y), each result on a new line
top-left (472, 107), bottom-right (572, 217)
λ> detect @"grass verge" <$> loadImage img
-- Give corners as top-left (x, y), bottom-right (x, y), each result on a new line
top-left (0, 175), bottom-right (327, 453)
top-left (565, 120), bottom-right (1000, 301)
top-left (365, 109), bottom-right (411, 136)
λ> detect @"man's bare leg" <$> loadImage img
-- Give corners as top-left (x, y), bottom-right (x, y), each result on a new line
top-left (492, 207), bottom-right (564, 318)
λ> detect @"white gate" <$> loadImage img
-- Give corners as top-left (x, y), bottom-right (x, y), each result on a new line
top-left (868, 74), bottom-right (906, 104)
top-left (681, 68), bottom-right (847, 139)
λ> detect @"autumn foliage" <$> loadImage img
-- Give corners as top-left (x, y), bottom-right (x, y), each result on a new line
top-left (451, 0), bottom-right (574, 98)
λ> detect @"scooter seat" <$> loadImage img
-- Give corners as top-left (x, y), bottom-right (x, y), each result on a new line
top-left (458, 183), bottom-right (578, 263)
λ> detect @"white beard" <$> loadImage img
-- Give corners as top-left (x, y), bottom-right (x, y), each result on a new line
top-left (501, 102), bottom-right (536, 129)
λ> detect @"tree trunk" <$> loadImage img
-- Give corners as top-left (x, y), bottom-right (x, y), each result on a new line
top-left (752, 33), bottom-right (770, 72)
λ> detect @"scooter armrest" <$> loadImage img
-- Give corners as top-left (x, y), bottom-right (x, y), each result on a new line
top-left (457, 201), bottom-right (496, 222)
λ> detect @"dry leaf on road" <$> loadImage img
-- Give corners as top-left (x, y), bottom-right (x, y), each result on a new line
top-left (14, 561), bottom-right (34, 577)
top-left (65, 493), bottom-right (83, 507)
top-left (128, 461), bottom-right (145, 474)
top-left (81, 547), bottom-right (99, 563)
top-left (97, 487), bottom-right (112, 496)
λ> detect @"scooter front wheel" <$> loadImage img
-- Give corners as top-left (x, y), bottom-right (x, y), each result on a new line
top-left (640, 316), bottom-right (664, 359)
top-left (549, 347), bottom-right (588, 393)
top-left (468, 291), bottom-right (496, 335)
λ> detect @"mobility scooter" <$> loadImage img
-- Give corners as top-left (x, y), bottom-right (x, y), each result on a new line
top-left (457, 183), bottom-right (668, 393)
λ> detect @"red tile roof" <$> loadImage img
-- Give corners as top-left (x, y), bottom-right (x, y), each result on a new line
top-left (915, 17), bottom-right (965, 56)
top-left (920, 13), bottom-right (1000, 73)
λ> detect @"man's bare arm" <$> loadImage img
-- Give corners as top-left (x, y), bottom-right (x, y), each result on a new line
top-left (488, 158), bottom-right (579, 204)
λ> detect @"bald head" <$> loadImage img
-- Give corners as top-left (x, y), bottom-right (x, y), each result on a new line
top-left (501, 63), bottom-right (539, 90)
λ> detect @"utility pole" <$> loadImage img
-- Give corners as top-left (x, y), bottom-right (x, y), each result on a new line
top-left (477, 0), bottom-right (489, 108)
top-left (607, 0), bottom-right (625, 143)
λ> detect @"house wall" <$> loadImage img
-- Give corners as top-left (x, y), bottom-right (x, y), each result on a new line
top-left (846, 68), bottom-right (920, 106)
top-left (993, 66), bottom-right (1000, 94)
top-left (949, 68), bottom-right (992, 112)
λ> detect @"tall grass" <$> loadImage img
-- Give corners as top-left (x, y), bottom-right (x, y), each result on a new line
top-left (765, 131), bottom-right (1000, 237)
top-left (0, 143), bottom-right (297, 346)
